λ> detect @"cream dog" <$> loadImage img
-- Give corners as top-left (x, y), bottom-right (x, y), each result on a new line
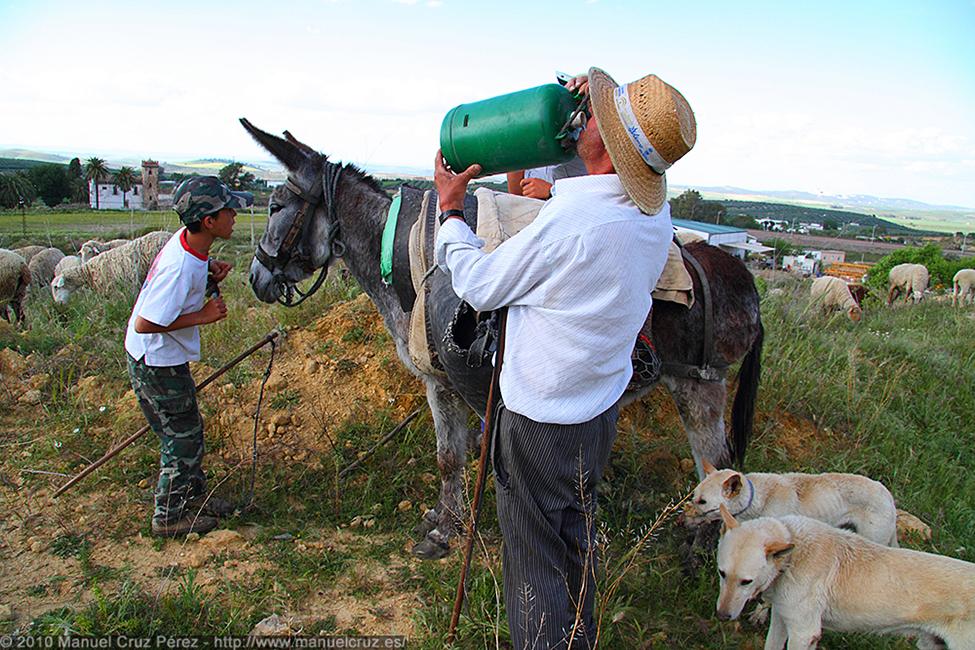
top-left (683, 460), bottom-right (898, 546)
top-left (715, 506), bottom-right (975, 649)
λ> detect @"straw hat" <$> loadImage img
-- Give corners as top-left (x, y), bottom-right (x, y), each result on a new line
top-left (588, 67), bottom-right (696, 215)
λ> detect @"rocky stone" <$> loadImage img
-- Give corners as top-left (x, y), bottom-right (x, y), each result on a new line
top-left (272, 413), bottom-right (290, 427)
top-left (185, 533), bottom-right (200, 543)
top-left (250, 614), bottom-right (292, 637)
top-left (896, 509), bottom-right (932, 541)
top-left (266, 375), bottom-right (286, 392)
top-left (0, 348), bottom-right (27, 376)
top-left (397, 500), bottom-right (412, 512)
top-left (363, 518), bottom-right (376, 529)
top-left (199, 529), bottom-right (246, 550)
top-left (18, 389), bottom-right (43, 405)
top-left (28, 373), bottom-right (50, 390)
top-left (304, 360), bottom-right (320, 374)
top-left (349, 516), bottom-right (363, 528)
top-left (30, 540), bottom-right (44, 553)
top-left (680, 458), bottom-right (697, 475)
top-left (138, 479), bottom-right (150, 489)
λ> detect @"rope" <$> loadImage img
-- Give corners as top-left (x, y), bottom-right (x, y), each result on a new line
top-left (240, 335), bottom-right (276, 511)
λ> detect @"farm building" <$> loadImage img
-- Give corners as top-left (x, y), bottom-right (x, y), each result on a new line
top-left (88, 159), bottom-right (172, 210)
top-left (821, 250), bottom-right (846, 265)
top-left (672, 218), bottom-right (773, 260)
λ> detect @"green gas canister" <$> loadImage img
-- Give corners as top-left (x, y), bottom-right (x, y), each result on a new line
top-left (440, 84), bottom-right (581, 176)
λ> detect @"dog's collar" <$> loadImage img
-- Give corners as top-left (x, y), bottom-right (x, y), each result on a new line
top-left (732, 477), bottom-right (755, 517)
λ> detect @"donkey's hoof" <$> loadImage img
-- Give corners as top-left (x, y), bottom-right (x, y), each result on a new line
top-left (411, 537), bottom-right (451, 560)
top-left (412, 509), bottom-right (439, 537)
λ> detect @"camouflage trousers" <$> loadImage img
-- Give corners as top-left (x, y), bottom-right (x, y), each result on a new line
top-left (127, 354), bottom-right (206, 523)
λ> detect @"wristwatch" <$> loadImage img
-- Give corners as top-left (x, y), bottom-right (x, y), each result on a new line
top-left (438, 209), bottom-right (465, 225)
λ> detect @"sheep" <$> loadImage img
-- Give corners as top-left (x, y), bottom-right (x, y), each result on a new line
top-left (953, 268), bottom-right (975, 306)
top-left (887, 263), bottom-right (929, 305)
top-left (27, 247), bottom-right (65, 288)
top-left (810, 276), bottom-right (862, 322)
top-left (12, 245), bottom-right (45, 264)
top-left (52, 231), bottom-right (170, 304)
top-left (53, 255), bottom-right (81, 278)
top-left (0, 250), bottom-right (31, 324)
top-left (79, 238), bottom-right (130, 263)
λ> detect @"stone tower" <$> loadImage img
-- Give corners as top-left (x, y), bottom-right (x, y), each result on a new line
top-left (141, 160), bottom-right (160, 210)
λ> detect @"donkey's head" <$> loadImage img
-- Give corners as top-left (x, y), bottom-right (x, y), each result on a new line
top-left (241, 118), bottom-right (340, 304)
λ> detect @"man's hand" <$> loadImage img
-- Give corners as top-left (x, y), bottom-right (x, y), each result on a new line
top-left (564, 74), bottom-right (589, 97)
top-left (520, 178), bottom-right (553, 200)
top-left (434, 150), bottom-right (481, 212)
top-left (209, 259), bottom-right (232, 283)
top-left (200, 296), bottom-right (228, 324)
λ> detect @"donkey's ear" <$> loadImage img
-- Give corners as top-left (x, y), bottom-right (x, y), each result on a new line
top-left (239, 118), bottom-right (307, 171)
top-left (283, 130), bottom-right (318, 157)
top-left (719, 504), bottom-right (739, 534)
top-left (702, 459), bottom-right (718, 475)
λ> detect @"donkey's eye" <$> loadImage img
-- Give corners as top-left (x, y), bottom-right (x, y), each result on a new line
top-left (718, 570), bottom-right (726, 579)
top-left (696, 498), bottom-right (707, 505)
top-left (740, 579), bottom-right (753, 586)
top-left (269, 204), bottom-right (283, 215)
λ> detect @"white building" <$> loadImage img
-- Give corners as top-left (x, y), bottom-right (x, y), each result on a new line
top-left (88, 179), bottom-right (143, 209)
top-left (672, 219), bottom-right (773, 260)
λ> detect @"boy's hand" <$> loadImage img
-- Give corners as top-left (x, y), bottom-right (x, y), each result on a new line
top-left (200, 297), bottom-right (228, 324)
top-left (520, 178), bottom-right (553, 200)
top-left (209, 259), bottom-right (232, 283)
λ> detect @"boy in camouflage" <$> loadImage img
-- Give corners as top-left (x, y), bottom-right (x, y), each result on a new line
top-left (125, 176), bottom-right (252, 537)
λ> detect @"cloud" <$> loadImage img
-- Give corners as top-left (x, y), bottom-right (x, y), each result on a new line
top-left (427, 0), bottom-right (443, 6)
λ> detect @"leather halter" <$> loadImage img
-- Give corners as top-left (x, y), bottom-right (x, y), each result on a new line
top-left (253, 162), bottom-right (345, 306)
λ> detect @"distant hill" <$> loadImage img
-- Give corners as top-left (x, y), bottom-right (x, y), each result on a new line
top-left (717, 200), bottom-right (938, 236)
top-left (671, 184), bottom-right (972, 213)
top-left (0, 149), bottom-right (72, 164)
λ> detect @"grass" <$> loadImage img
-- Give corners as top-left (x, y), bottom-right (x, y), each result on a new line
top-left (1, 215), bottom-right (973, 647)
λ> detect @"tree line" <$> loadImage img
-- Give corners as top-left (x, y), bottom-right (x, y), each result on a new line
top-left (0, 159), bottom-right (260, 210)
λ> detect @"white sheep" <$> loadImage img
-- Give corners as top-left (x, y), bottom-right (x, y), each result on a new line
top-left (810, 276), bottom-right (862, 322)
top-left (12, 245), bottom-right (45, 264)
top-left (53, 255), bottom-right (81, 278)
top-left (28, 247), bottom-right (65, 288)
top-left (953, 268), bottom-right (975, 306)
top-left (52, 231), bottom-right (170, 304)
top-left (887, 263), bottom-right (929, 305)
top-left (79, 238), bottom-right (129, 263)
top-left (0, 249), bottom-right (31, 324)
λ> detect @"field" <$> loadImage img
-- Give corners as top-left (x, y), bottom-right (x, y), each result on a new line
top-left (1, 211), bottom-right (974, 648)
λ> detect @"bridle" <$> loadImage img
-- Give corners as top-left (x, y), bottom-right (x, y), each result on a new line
top-left (253, 161), bottom-right (345, 307)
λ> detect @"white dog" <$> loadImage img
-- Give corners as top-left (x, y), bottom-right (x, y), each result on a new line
top-left (682, 460), bottom-right (898, 546)
top-left (715, 506), bottom-right (975, 649)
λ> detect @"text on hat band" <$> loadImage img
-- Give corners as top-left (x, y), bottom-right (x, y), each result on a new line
top-left (613, 84), bottom-right (671, 174)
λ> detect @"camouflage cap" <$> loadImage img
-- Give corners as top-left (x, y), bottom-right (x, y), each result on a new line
top-left (173, 176), bottom-right (254, 225)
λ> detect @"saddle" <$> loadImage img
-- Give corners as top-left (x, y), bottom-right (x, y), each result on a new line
top-left (382, 187), bottom-right (697, 410)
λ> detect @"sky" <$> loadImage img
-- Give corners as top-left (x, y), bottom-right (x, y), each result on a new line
top-left (1, 0), bottom-right (974, 207)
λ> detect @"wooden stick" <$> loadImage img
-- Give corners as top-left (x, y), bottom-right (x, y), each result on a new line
top-left (52, 331), bottom-right (280, 498)
top-left (447, 309), bottom-right (507, 645)
top-left (338, 408), bottom-right (422, 480)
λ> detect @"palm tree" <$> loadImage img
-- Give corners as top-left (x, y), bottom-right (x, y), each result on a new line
top-left (84, 157), bottom-right (109, 209)
top-left (114, 166), bottom-right (137, 208)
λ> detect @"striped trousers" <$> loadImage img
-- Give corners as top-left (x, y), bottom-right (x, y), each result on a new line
top-left (493, 403), bottom-right (619, 650)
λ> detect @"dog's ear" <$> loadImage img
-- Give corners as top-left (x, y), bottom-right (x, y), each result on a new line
top-left (719, 504), bottom-right (739, 534)
top-left (722, 473), bottom-right (743, 499)
top-left (765, 541), bottom-right (794, 561)
top-left (702, 459), bottom-right (718, 475)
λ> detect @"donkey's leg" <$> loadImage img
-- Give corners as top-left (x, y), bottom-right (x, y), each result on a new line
top-left (662, 375), bottom-right (733, 479)
top-left (412, 381), bottom-right (471, 560)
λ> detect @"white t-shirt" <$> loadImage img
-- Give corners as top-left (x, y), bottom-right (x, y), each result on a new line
top-left (124, 228), bottom-right (209, 366)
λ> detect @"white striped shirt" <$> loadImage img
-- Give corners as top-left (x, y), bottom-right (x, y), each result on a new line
top-left (435, 174), bottom-right (672, 424)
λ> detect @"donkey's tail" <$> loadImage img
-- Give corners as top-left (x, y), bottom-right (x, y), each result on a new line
top-left (730, 319), bottom-right (763, 468)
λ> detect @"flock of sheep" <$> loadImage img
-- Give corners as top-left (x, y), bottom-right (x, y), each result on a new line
top-left (811, 262), bottom-right (975, 321)
top-left (0, 231), bottom-right (171, 324)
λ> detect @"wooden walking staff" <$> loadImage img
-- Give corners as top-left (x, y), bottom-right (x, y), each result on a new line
top-left (447, 309), bottom-right (508, 645)
top-left (52, 330), bottom-right (280, 499)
